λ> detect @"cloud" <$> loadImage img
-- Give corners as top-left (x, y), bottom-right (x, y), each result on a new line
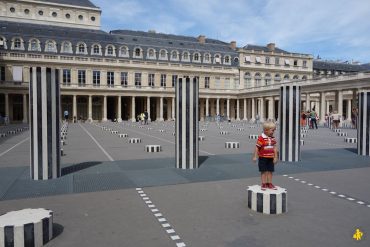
top-left (90, 0), bottom-right (370, 62)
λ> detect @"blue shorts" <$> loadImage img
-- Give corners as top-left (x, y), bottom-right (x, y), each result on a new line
top-left (258, 157), bottom-right (274, 172)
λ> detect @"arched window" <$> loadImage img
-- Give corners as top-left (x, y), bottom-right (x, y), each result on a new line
top-left (0, 36), bottom-right (7, 49)
top-left (214, 54), bottom-right (221, 64)
top-left (12, 37), bottom-right (24, 50)
top-left (302, 75), bottom-right (307, 80)
top-left (134, 47), bottom-right (142, 58)
top-left (147, 48), bottom-right (155, 59)
top-left (182, 51), bottom-right (190, 61)
top-left (159, 49), bottom-right (167, 60)
top-left (204, 53), bottom-right (210, 63)
top-left (293, 75), bottom-right (299, 81)
top-left (224, 55), bottom-right (230, 64)
top-left (284, 74), bottom-right (290, 82)
top-left (76, 42), bottom-right (87, 54)
top-left (92, 44), bottom-right (101, 55)
top-left (45, 40), bottom-right (57, 52)
top-left (61, 41), bottom-right (72, 53)
top-left (255, 73), bottom-right (262, 87)
top-left (265, 73), bottom-right (272, 85)
top-left (28, 39), bottom-right (41, 51)
top-left (193, 52), bottom-right (200, 62)
top-left (105, 45), bottom-right (115, 56)
top-left (274, 74), bottom-right (281, 82)
top-left (119, 46), bottom-right (128, 57)
top-left (244, 72), bottom-right (252, 88)
top-left (171, 50), bottom-right (178, 60)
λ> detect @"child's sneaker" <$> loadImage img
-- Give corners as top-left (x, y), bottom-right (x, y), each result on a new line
top-left (261, 183), bottom-right (267, 191)
top-left (268, 183), bottom-right (277, 190)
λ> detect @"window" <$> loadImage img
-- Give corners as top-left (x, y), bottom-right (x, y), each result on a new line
top-left (303, 60), bottom-right (307, 68)
top-left (214, 55), bottom-right (221, 64)
top-left (255, 73), bottom-right (261, 87)
top-left (10, 7), bottom-right (15, 13)
top-left (62, 41), bottom-right (72, 53)
top-left (78, 15), bottom-right (83, 20)
top-left (274, 74), bottom-right (281, 82)
top-left (148, 49), bottom-right (155, 59)
top-left (255, 57), bottom-right (261, 64)
top-left (120, 72), bottom-right (128, 87)
top-left (160, 49), bottom-right (167, 60)
top-left (215, 77), bottom-right (220, 88)
top-left (224, 56), bottom-right (230, 64)
top-left (119, 46), bottom-right (128, 57)
top-left (0, 37), bottom-right (7, 49)
top-left (160, 74), bottom-right (166, 87)
top-left (284, 59), bottom-right (290, 66)
top-left (265, 57), bottom-right (270, 64)
top-left (45, 40), bottom-right (56, 52)
top-left (52, 12), bottom-right (57, 17)
top-left (244, 72), bottom-right (252, 88)
top-left (293, 75), bottom-right (299, 81)
top-left (172, 75), bottom-right (177, 87)
top-left (12, 66), bottom-right (22, 82)
top-left (135, 73), bottom-right (141, 87)
top-left (78, 70), bottom-right (86, 86)
top-left (171, 51), bottom-right (178, 60)
top-left (106, 45), bottom-right (115, 56)
top-left (65, 13), bottom-right (71, 19)
top-left (29, 39), bottom-right (40, 51)
top-left (107, 72), bottom-right (114, 87)
top-left (77, 43), bottom-right (86, 54)
top-left (205, 77), bottom-right (210, 88)
top-left (148, 73), bottom-right (155, 87)
top-left (193, 53), bottom-right (200, 62)
top-left (265, 73), bottom-right (272, 85)
top-left (275, 57), bottom-right (280, 65)
top-left (92, 44), bottom-right (101, 55)
top-left (245, 56), bottom-right (251, 63)
top-left (0, 66), bottom-right (5, 81)
top-left (284, 74), bottom-right (290, 82)
top-left (294, 60), bottom-right (298, 66)
top-left (135, 48), bottom-right (141, 57)
top-left (38, 10), bottom-right (43, 16)
top-left (24, 9), bottom-right (30, 14)
top-left (182, 52), bottom-right (190, 61)
top-left (63, 69), bottom-right (71, 85)
top-left (204, 53), bottom-right (210, 63)
top-left (13, 38), bottom-right (23, 50)
top-left (93, 71), bottom-right (100, 86)
top-left (302, 75), bottom-right (307, 80)
top-left (91, 16), bottom-right (96, 21)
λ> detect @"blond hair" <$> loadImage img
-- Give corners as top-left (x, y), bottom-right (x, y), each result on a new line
top-left (263, 121), bottom-right (276, 130)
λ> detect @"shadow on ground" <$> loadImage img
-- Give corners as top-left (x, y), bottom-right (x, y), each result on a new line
top-left (61, 161), bottom-right (102, 176)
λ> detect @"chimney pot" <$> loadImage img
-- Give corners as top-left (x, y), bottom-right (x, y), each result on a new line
top-left (198, 35), bottom-right (206, 44)
top-left (230, 41), bottom-right (236, 50)
top-left (267, 43), bottom-right (275, 51)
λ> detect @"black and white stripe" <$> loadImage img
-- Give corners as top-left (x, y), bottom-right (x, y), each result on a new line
top-left (176, 77), bottom-right (199, 169)
top-left (225, 142), bottom-right (240, 148)
top-left (145, 145), bottom-right (162, 152)
top-left (129, 138), bottom-right (141, 143)
top-left (247, 185), bottom-right (287, 214)
top-left (345, 138), bottom-right (357, 143)
top-left (279, 85), bottom-right (301, 162)
top-left (0, 208), bottom-right (53, 247)
top-left (249, 134), bottom-right (259, 139)
top-left (358, 91), bottom-right (370, 156)
top-left (30, 67), bottom-right (60, 180)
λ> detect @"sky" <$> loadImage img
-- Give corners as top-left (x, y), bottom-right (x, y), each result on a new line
top-left (91, 0), bottom-right (370, 63)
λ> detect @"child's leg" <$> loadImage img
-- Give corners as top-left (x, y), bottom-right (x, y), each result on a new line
top-left (267, 172), bottom-right (272, 183)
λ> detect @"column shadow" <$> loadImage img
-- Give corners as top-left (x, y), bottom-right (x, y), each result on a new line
top-left (61, 161), bottom-right (101, 176)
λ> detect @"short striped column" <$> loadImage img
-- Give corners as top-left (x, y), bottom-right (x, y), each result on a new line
top-left (279, 85), bottom-right (301, 162)
top-left (247, 185), bottom-right (287, 214)
top-left (345, 138), bottom-right (357, 143)
top-left (129, 138), bottom-right (141, 143)
top-left (145, 145), bottom-right (162, 152)
top-left (358, 91), bottom-right (370, 156)
top-left (249, 134), bottom-right (259, 139)
top-left (225, 142), bottom-right (239, 148)
top-left (30, 67), bottom-right (61, 180)
top-left (176, 76), bottom-right (199, 169)
top-left (0, 208), bottom-right (53, 247)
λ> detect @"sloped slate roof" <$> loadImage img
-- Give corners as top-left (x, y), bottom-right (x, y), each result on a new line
top-left (243, 44), bottom-right (289, 54)
top-left (313, 60), bottom-right (365, 72)
top-left (35, 0), bottom-right (99, 9)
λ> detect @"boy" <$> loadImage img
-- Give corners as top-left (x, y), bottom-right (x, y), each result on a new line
top-left (252, 121), bottom-right (278, 190)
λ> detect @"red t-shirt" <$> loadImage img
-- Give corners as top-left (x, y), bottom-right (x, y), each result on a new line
top-left (256, 133), bottom-right (276, 158)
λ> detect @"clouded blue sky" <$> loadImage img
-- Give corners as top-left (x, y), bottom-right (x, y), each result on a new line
top-left (91, 0), bottom-right (370, 63)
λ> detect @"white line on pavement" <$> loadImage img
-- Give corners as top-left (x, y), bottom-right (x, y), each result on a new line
top-left (79, 123), bottom-right (114, 161)
top-left (0, 137), bottom-right (30, 158)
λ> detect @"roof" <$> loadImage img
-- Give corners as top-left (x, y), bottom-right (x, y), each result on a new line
top-left (33, 0), bottom-right (99, 9)
top-left (243, 44), bottom-right (289, 54)
top-left (313, 60), bottom-right (366, 72)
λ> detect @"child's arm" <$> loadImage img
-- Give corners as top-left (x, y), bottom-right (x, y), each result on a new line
top-left (252, 146), bottom-right (259, 163)
top-left (273, 146), bottom-right (278, 164)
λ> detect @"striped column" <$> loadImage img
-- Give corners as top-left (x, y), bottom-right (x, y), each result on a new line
top-left (279, 85), bottom-right (301, 162)
top-left (30, 67), bottom-right (61, 180)
top-left (358, 91), bottom-right (370, 156)
top-left (176, 76), bottom-right (199, 169)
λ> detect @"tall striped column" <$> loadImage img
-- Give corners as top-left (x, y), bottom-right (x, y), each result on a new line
top-left (279, 85), bottom-right (301, 162)
top-left (30, 67), bottom-right (61, 180)
top-left (358, 91), bottom-right (370, 156)
top-left (176, 76), bottom-right (199, 169)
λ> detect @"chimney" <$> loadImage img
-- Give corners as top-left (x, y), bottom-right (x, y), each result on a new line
top-left (267, 43), bottom-right (275, 51)
top-left (230, 41), bottom-right (236, 50)
top-left (148, 29), bottom-right (156, 33)
top-left (198, 35), bottom-right (206, 44)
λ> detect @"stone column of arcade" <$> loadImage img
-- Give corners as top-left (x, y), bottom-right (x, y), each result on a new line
top-left (358, 91), bottom-right (370, 156)
top-left (176, 76), bottom-right (199, 169)
top-left (279, 85), bottom-right (301, 162)
top-left (117, 95), bottom-right (122, 122)
top-left (29, 67), bottom-right (61, 180)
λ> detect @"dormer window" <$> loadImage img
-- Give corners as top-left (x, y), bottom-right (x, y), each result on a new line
top-left (204, 53), bottom-right (210, 63)
top-left (29, 39), bottom-right (41, 51)
top-left (193, 53), bottom-right (200, 62)
top-left (134, 47), bottom-right (142, 58)
top-left (76, 43), bottom-right (87, 54)
top-left (105, 45), bottom-right (115, 56)
top-left (92, 44), bottom-right (101, 55)
top-left (45, 40), bottom-right (57, 52)
top-left (148, 48), bottom-right (155, 59)
top-left (171, 50), bottom-right (178, 61)
top-left (214, 54), bottom-right (221, 64)
top-left (119, 46), bottom-right (129, 57)
top-left (182, 51), bottom-right (190, 61)
top-left (159, 49), bottom-right (167, 60)
top-left (0, 37), bottom-right (7, 49)
top-left (224, 55), bottom-right (230, 64)
top-left (12, 37), bottom-right (24, 50)
top-left (61, 41), bottom-right (72, 53)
